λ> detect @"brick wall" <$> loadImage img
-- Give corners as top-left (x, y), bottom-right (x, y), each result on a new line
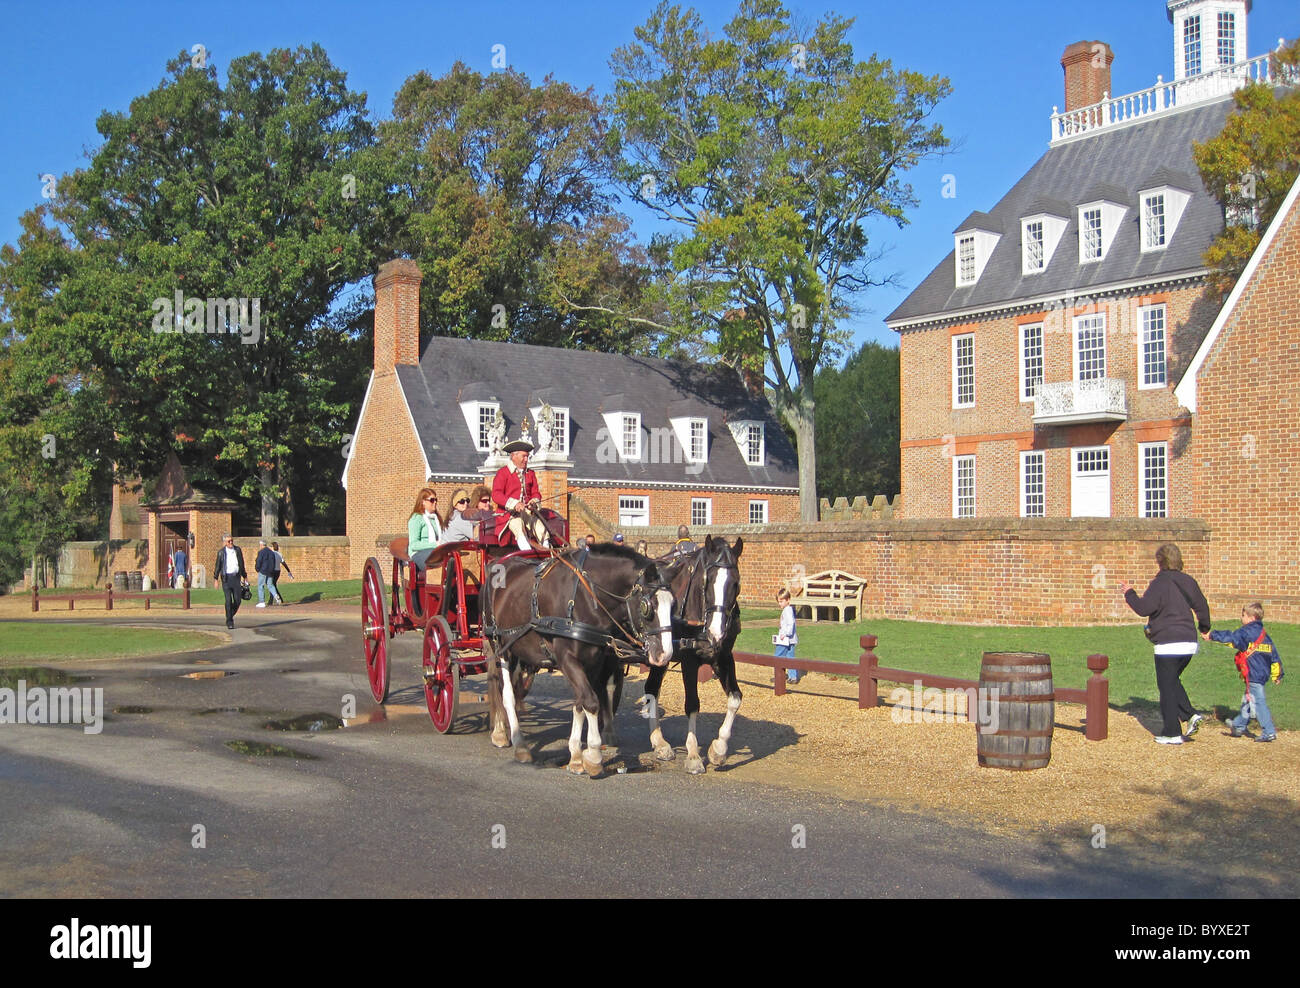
top-left (1192, 184), bottom-right (1300, 621)
top-left (703, 518), bottom-right (1216, 626)
top-left (41, 541), bottom-right (148, 589)
top-left (899, 282), bottom-right (1213, 519)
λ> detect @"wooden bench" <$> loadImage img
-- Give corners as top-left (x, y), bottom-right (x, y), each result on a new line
top-left (789, 569), bottom-right (867, 623)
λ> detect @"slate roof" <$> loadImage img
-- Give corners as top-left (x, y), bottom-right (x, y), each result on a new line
top-left (394, 337), bottom-right (799, 489)
top-left (887, 98), bottom-right (1237, 327)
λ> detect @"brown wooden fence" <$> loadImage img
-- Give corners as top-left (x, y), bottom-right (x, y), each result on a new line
top-left (31, 585), bottom-right (191, 612)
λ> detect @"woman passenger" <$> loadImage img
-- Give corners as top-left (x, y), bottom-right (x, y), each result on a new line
top-left (440, 488), bottom-right (477, 543)
top-left (408, 488), bottom-right (442, 572)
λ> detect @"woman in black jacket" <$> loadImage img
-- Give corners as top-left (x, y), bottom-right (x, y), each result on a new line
top-left (1120, 543), bottom-right (1212, 744)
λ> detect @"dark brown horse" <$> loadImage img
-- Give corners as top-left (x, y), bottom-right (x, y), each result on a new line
top-left (640, 536), bottom-right (744, 773)
top-left (483, 544), bottom-right (674, 777)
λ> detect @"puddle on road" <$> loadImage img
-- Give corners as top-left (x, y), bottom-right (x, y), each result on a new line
top-left (196, 706), bottom-right (248, 716)
top-left (180, 670), bottom-right (235, 680)
top-left (262, 712), bottom-right (342, 733)
top-left (114, 706), bottom-right (153, 715)
top-left (0, 667), bottom-right (93, 688)
top-left (224, 740), bottom-right (317, 760)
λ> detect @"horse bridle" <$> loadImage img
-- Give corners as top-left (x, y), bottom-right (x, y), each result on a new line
top-left (676, 543), bottom-right (738, 647)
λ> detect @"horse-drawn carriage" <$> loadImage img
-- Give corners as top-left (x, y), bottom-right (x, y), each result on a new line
top-left (360, 526), bottom-right (746, 776)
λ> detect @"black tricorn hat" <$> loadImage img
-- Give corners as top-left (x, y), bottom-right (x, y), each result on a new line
top-left (502, 438), bottom-right (534, 454)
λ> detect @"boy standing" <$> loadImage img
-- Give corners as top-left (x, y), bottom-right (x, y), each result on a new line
top-left (1203, 602), bottom-right (1284, 742)
top-left (775, 588), bottom-right (799, 684)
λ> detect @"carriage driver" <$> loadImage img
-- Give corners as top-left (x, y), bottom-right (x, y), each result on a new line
top-left (492, 438), bottom-right (550, 551)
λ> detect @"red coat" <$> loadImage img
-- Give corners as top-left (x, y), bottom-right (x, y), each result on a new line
top-left (492, 465), bottom-right (542, 543)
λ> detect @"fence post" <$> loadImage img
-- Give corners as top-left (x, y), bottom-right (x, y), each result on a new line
top-left (183, 586), bottom-right (191, 610)
top-left (144, 595), bottom-right (151, 611)
top-left (31, 586), bottom-right (38, 612)
top-left (68, 596), bottom-right (74, 610)
top-left (1085, 654), bottom-right (1109, 741)
top-left (859, 634), bottom-right (879, 709)
top-left (774, 660), bottom-right (786, 696)
top-left (105, 584), bottom-right (113, 611)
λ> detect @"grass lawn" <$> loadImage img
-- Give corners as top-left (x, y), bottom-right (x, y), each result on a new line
top-left (735, 613), bottom-right (1297, 731)
top-left (0, 624), bottom-right (221, 664)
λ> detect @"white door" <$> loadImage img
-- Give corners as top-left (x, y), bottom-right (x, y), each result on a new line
top-left (1071, 447), bottom-right (1110, 517)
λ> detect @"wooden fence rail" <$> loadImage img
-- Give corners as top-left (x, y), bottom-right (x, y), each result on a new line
top-left (31, 585), bottom-right (191, 613)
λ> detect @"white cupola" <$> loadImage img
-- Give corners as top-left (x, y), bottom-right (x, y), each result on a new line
top-left (1166, 0), bottom-right (1250, 80)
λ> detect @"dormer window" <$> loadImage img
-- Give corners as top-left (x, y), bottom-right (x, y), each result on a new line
top-left (1076, 196), bottom-right (1126, 264)
top-left (669, 415), bottom-right (709, 466)
top-left (1139, 185), bottom-right (1191, 252)
top-left (459, 399), bottom-right (502, 452)
top-left (1020, 211), bottom-right (1068, 275)
top-left (528, 404), bottom-right (569, 455)
top-left (952, 219), bottom-right (1001, 288)
top-left (729, 420), bottom-right (765, 467)
top-left (621, 413), bottom-right (641, 459)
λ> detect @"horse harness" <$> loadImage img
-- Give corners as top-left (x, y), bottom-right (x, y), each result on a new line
top-left (485, 549), bottom-right (672, 666)
top-left (669, 546), bottom-right (738, 654)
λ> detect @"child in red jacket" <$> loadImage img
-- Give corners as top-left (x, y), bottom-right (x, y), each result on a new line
top-left (1203, 602), bottom-right (1283, 742)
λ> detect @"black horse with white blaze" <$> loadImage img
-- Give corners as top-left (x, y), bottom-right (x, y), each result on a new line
top-left (640, 535), bottom-right (744, 774)
top-left (483, 544), bottom-right (675, 777)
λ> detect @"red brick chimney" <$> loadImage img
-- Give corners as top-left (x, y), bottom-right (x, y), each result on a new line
top-left (373, 259), bottom-right (422, 373)
top-left (1061, 40), bottom-right (1114, 112)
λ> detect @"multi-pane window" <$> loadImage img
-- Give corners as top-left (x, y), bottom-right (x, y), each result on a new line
top-left (953, 334), bottom-right (975, 408)
top-left (1076, 447), bottom-right (1109, 475)
top-left (691, 498), bottom-right (712, 527)
top-left (953, 455), bottom-right (975, 518)
top-left (477, 403), bottom-right (500, 451)
top-left (618, 496), bottom-right (648, 527)
top-left (1021, 452), bottom-right (1045, 518)
top-left (1082, 208), bottom-right (1103, 261)
top-left (1142, 193), bottom-right (1167, 250)
top-left (551, 407), bottom-right (568, 454)
top-left (1074, 314), bottom-right (1106, 381)
top-left (1140, 443), bottom-right (1168, 518)
top-left (748, 500), bottom-right (768, 524)
top-left (1184, 15), bottom-right (1202, 76)
top-left (1020, 322), bottom-right (1043, 400)
top-left (743, 423), bottom-right (764, 466)
top-left (957, 235), bottom-right (976, 284)
top-left (1217, 12), bottom-right (1236, 66)
top-left (1024, 221), bottom-right (1044, 272)
top-left (689, 419), bottom-right (706, 462)
top-left (621, 413), bottom-right (640, 459)
top-left (1140, 306), bottom-right (1167, 388)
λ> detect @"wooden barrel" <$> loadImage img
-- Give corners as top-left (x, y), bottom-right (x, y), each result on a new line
top-left (113, 572), bottom-right (129, 592)
top-left (128, 571), bottom-right (143, 592)
top-left (976, 652), bottom-right (1054, 771)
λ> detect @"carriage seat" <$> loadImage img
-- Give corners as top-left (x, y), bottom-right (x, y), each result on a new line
top-left (388, 537), bottom-right (411, 563)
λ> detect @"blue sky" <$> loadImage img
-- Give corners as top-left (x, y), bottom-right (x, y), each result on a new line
top-left (1, 0), bottom-right (1295, 355)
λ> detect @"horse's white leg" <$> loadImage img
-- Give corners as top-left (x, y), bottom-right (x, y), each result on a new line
top-left (566, 704), bottom-right (585, 774)
top-left (646, 695), bottom-right (675, 761)
top-left (582, 707), bottom-right (604, 777)
top-left (499, 658), bottom-right (530, 762)
top-left (708, 692), bottom-right (743, 766)
top-left (684, 712), bottom-right (705, 775)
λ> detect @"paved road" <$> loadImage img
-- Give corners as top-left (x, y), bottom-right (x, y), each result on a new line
top-left (0, 613), bottom-right (1247, 897)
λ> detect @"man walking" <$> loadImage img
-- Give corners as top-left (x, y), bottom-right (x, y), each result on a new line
top-left (172, 544), bottom-right (188, 588)
top-left (214, 535), bottom-right (248, 629)
top-left (254, 539), bottom-right (283, 607)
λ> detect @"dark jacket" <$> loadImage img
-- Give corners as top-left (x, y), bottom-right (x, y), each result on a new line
top-left (1209, 621), bottom-right (1283, 684)
top-left (254, 547), bottom-right (277, 576)
top-left (1124, 569), bottom-right (1211, 645)
top-left (213, 545), bottom-right (247, 585)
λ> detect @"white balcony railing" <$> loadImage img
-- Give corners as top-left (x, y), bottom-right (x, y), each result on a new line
top-left (1033, 378), bottom-right (1128, 425)
top-left (1050, 48), bottom-right (1294, 145)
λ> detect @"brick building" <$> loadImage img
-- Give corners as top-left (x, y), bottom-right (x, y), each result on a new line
top-left (343, 259), bottom-right (799, 576)
top-left (886, 0), bottom-right (1282, 523)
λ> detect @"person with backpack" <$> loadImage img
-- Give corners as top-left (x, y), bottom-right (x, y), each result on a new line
top-left (1120, 543), bottom-right (1211, 745)
top-left (1203, 602), bottom-right (1283, 742)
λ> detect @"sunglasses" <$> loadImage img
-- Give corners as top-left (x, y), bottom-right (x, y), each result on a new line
top-left (424, 496), bottom-right (437, 502)
top-left (479, 497), bottom-right (491, 503)
top-left (456, 498), bottom-right (469, 505)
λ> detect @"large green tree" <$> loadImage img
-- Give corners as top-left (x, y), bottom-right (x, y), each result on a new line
top-left (382, 63), bottom-right (658, 352)
top-left (1194, 38), bottom-right (1300, 299)
top-left (814, 340), bottom-right (899, 501)
top-left (0, 45), bottom-right (387, 538)
top-left (607, 0), bottom-right (949, 519)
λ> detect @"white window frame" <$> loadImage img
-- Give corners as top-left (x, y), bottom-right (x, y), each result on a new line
top-left (1142, 193), bottom-right (1167, 251)
top-left (550, 407), bottom-right (569, 455)
top-left (691, 498), bottom-right (712, 527)
top-left (953, 455), bottom-right (975, 519)
top-left (688, 419), bottom-right (707, 463)
top-left (1023, 220), bottom-right (1044, 273)
top-left (727, 419), bottom-right (765, 467)
top-left (1077, 200), bottom-right (1126, 264)
top-left (1019, 322), bottom-right (1043, 402)
top-left (621, 413), bottom-right (641, 461)
top-left (1081, 207), bottom-right (1103, 262)
top-left (953, 228), bottom-right (1001, 287)
top-left (618, 496), bottom-right (649, 527)
top-left (1139, 442), bottom-right (1169, 519)
top-left (1071, 445), bottom-right (1111, 518)
top-left (1138, 304), bottom-right (1167, 389)
top-left (1020, 451), bottom-right (1045, 518)
top-left (458, 400), bottom-right (501, 452)
top-left (952, 333), bottom-right (975, 409)
top-left (748, 500), bottom-right (768, 525)
top-left (957, 235), bottom-right (976, 285)
top-left (1184, 13), bottom-right (1202, 77)
top-left (1073, 313), bottom-right (1106, 382)
top-left (1217, 11), bottom-right (1236, 66)
top-left (1139, 186), bottom-right (1191, 253)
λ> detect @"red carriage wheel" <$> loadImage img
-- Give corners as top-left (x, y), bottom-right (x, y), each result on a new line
top-left (361, 557), bottom-right (391, 703)
top-left (423, 615), bottom-right (459, 734)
